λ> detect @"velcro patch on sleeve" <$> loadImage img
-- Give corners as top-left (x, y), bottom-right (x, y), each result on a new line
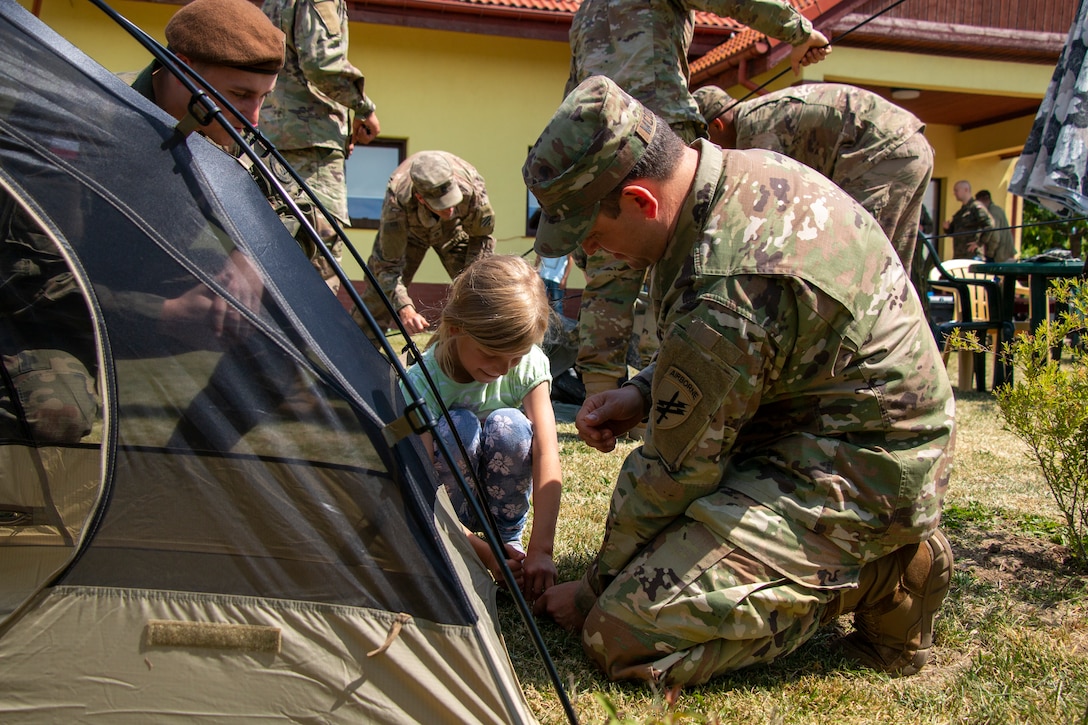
top-left (653, 366), bottom-right (703, 430)
top-left (313, 0), bottom-right (341, 34)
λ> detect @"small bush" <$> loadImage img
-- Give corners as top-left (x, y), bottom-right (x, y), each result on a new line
top-left (952, 278), bottom-right (1088, 567)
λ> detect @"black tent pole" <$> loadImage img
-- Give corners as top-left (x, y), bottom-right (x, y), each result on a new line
top-left (83, 2), bottom-right (579, 721)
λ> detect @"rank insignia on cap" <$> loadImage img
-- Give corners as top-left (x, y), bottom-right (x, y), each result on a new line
top-left (654, 366), bottom-right (702, 429)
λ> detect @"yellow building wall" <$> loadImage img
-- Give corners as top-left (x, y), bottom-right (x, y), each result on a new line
top-left (725, 44), bottom-right (1050, 259)
top-left (20, 0), bottom-right (574, 286)
top-left (21, 1), bottom-right (1048, 274)
top-left (348, 23), bottom-right (571, 279)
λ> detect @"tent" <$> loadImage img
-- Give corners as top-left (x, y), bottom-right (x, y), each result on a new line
top-left (0, 0), bottom-right (541, 721)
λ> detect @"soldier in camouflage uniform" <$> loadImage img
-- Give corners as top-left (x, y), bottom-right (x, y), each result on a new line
top-left (129, 0), bottom-right (340, 288)
top-left (355, 151), bottom-right (495, 334)
top-left (3, 0), bottom-right (299, 445)
top-left (0, 191), bottom-right (98, 444)
top-left (694, 82), bottom-right (933, 303)
top-left (945, 180), bottom-right (994, 259)
top-left (525, 76), bottom-right (955, 686)
top-left (261, 0), bottom-right (382, 289)
top-left (564, 0), bottom-right (832, 400)
top-left (975, 189), bottom-right (1016, 262)
top-left (128, 0), bottom-right (340, 447)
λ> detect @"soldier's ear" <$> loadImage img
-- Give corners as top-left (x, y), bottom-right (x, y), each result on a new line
top-left (621, 185), bottom-right (659, 221)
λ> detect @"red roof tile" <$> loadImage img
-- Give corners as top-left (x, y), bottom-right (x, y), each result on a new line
top-left (363, 0), bottom-right (746, 28)
top-left (453, 0), bottom-right (581, 12)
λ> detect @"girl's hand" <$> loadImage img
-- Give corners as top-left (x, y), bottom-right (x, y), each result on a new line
top-left (521, 548), bottom-right (557, 600)
top-left (485, 542), bottom-right (526, 590)
top-left (468, 534), bottom-right (525, 589)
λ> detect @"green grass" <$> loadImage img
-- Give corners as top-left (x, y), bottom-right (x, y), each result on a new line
top-left (501, 387), bottom-right (1088, 724)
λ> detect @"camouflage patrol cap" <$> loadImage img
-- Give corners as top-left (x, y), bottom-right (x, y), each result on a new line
top-left (166, 0), bottom-right (285, 75)
top-left (522, 75), bottom-right (657, 257)
top-left (410, 152), bottom-right (464, 211)
top-left (692, 85), bottom-right (735, 124)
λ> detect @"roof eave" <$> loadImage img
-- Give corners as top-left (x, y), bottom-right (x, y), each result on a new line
top-left (693, 11), bottom-right (1068, 88)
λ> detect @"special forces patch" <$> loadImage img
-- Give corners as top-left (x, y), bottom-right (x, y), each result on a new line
top-left (654, 366), bottom-right (702, 430)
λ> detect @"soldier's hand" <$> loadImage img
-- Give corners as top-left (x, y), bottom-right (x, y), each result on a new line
top-left (352, 112), bottom-right (381, 145)
top-left (220, 249), bottom-right (264, 315)
top-left (162, 283), bottom-right (242, 346)
top-left (576, 385), bottom-right (646, 452)
top-left (533, 581), bottom-right (586, 633)
top-left (791, 30), bottom-right (831, 75)
top-left (399, 304), bottom-right (429, 334)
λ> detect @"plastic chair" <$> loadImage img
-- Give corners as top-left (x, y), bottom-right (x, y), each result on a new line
top-left (922, 236), bottom-right (1013, 391)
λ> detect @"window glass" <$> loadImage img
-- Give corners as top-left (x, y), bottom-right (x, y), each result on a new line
top-left (346, 140), bottom-right (405, 229)
top-left (526, 189), bottom-right (541, 237)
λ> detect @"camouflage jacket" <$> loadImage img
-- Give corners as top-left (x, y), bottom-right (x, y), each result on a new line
top-left (582, 141), bottom-right (955, 599)
top-left (733, 83), bottom-right (926, 187)
top-left (372, 152), bottom-right (495, 310)
top-left (0, 193), bottom-right (92, 355)
top-left (129, 63), bottom-right (330, 272)
top-left (948, 198), bottom-right (994, 257)
top-left (566, 0), bottom-right (813, 133)
top-left (260, 0), bottom-right (376, 153)
top-left (980, 201), bottom-right (1015, 262)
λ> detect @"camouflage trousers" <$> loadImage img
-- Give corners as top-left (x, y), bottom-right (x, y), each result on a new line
top-left (279, 146), bottom-right (349, 227)
top-left (840, 134), bottom-right (933, 303)
top-left (572, 247), bottom-right (651, 394)
top-left (952, 234), bottom-right (981, 261)
top-left (279, 147), bottom-right (347, 293)
top-left (0, 348), bottom-right (98, 444)
top-left (582, 517), bottom-right (836, 686)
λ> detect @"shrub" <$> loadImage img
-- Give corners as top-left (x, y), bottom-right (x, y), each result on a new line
top-left (1020, 200), bottom-right (1083, 259)
top-left (950, 278), bottom-right (1088, 567)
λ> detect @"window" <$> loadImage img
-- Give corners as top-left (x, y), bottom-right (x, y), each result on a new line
top-left (345, 139), bottom-right (405, 229)
top-left (526, 188), bottom-right (541, 237)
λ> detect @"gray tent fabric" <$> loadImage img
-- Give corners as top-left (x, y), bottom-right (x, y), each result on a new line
top-left (1009, 0), bottom-right (1088, 216)
top-left (0, 1), bottom-right (536, 721)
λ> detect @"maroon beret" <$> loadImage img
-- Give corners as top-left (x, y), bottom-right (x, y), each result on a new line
top-left (166, 0), bottom-right (285, 74)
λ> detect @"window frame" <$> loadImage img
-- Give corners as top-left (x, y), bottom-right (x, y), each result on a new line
top-left (526, 187), bottom-right (541, 238)
top-left (345, 138), bottom-right (406, 230)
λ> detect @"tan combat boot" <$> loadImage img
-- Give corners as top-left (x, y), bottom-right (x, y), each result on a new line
top-left (823, 529), bottom-right (953, 677)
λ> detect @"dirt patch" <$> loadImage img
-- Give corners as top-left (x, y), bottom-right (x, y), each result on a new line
top-left (950, 524), bottom-right (1082, 591)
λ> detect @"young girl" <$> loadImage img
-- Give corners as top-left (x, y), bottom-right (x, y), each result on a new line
top-left (400, 255), bottom-right (561, 600)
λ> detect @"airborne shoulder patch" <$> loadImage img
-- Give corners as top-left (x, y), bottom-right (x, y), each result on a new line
top-left (653, 366), bottom-right (703, 430)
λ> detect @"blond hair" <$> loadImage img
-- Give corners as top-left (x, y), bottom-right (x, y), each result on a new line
top-left (430, 255), bottom-right (553, 375)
